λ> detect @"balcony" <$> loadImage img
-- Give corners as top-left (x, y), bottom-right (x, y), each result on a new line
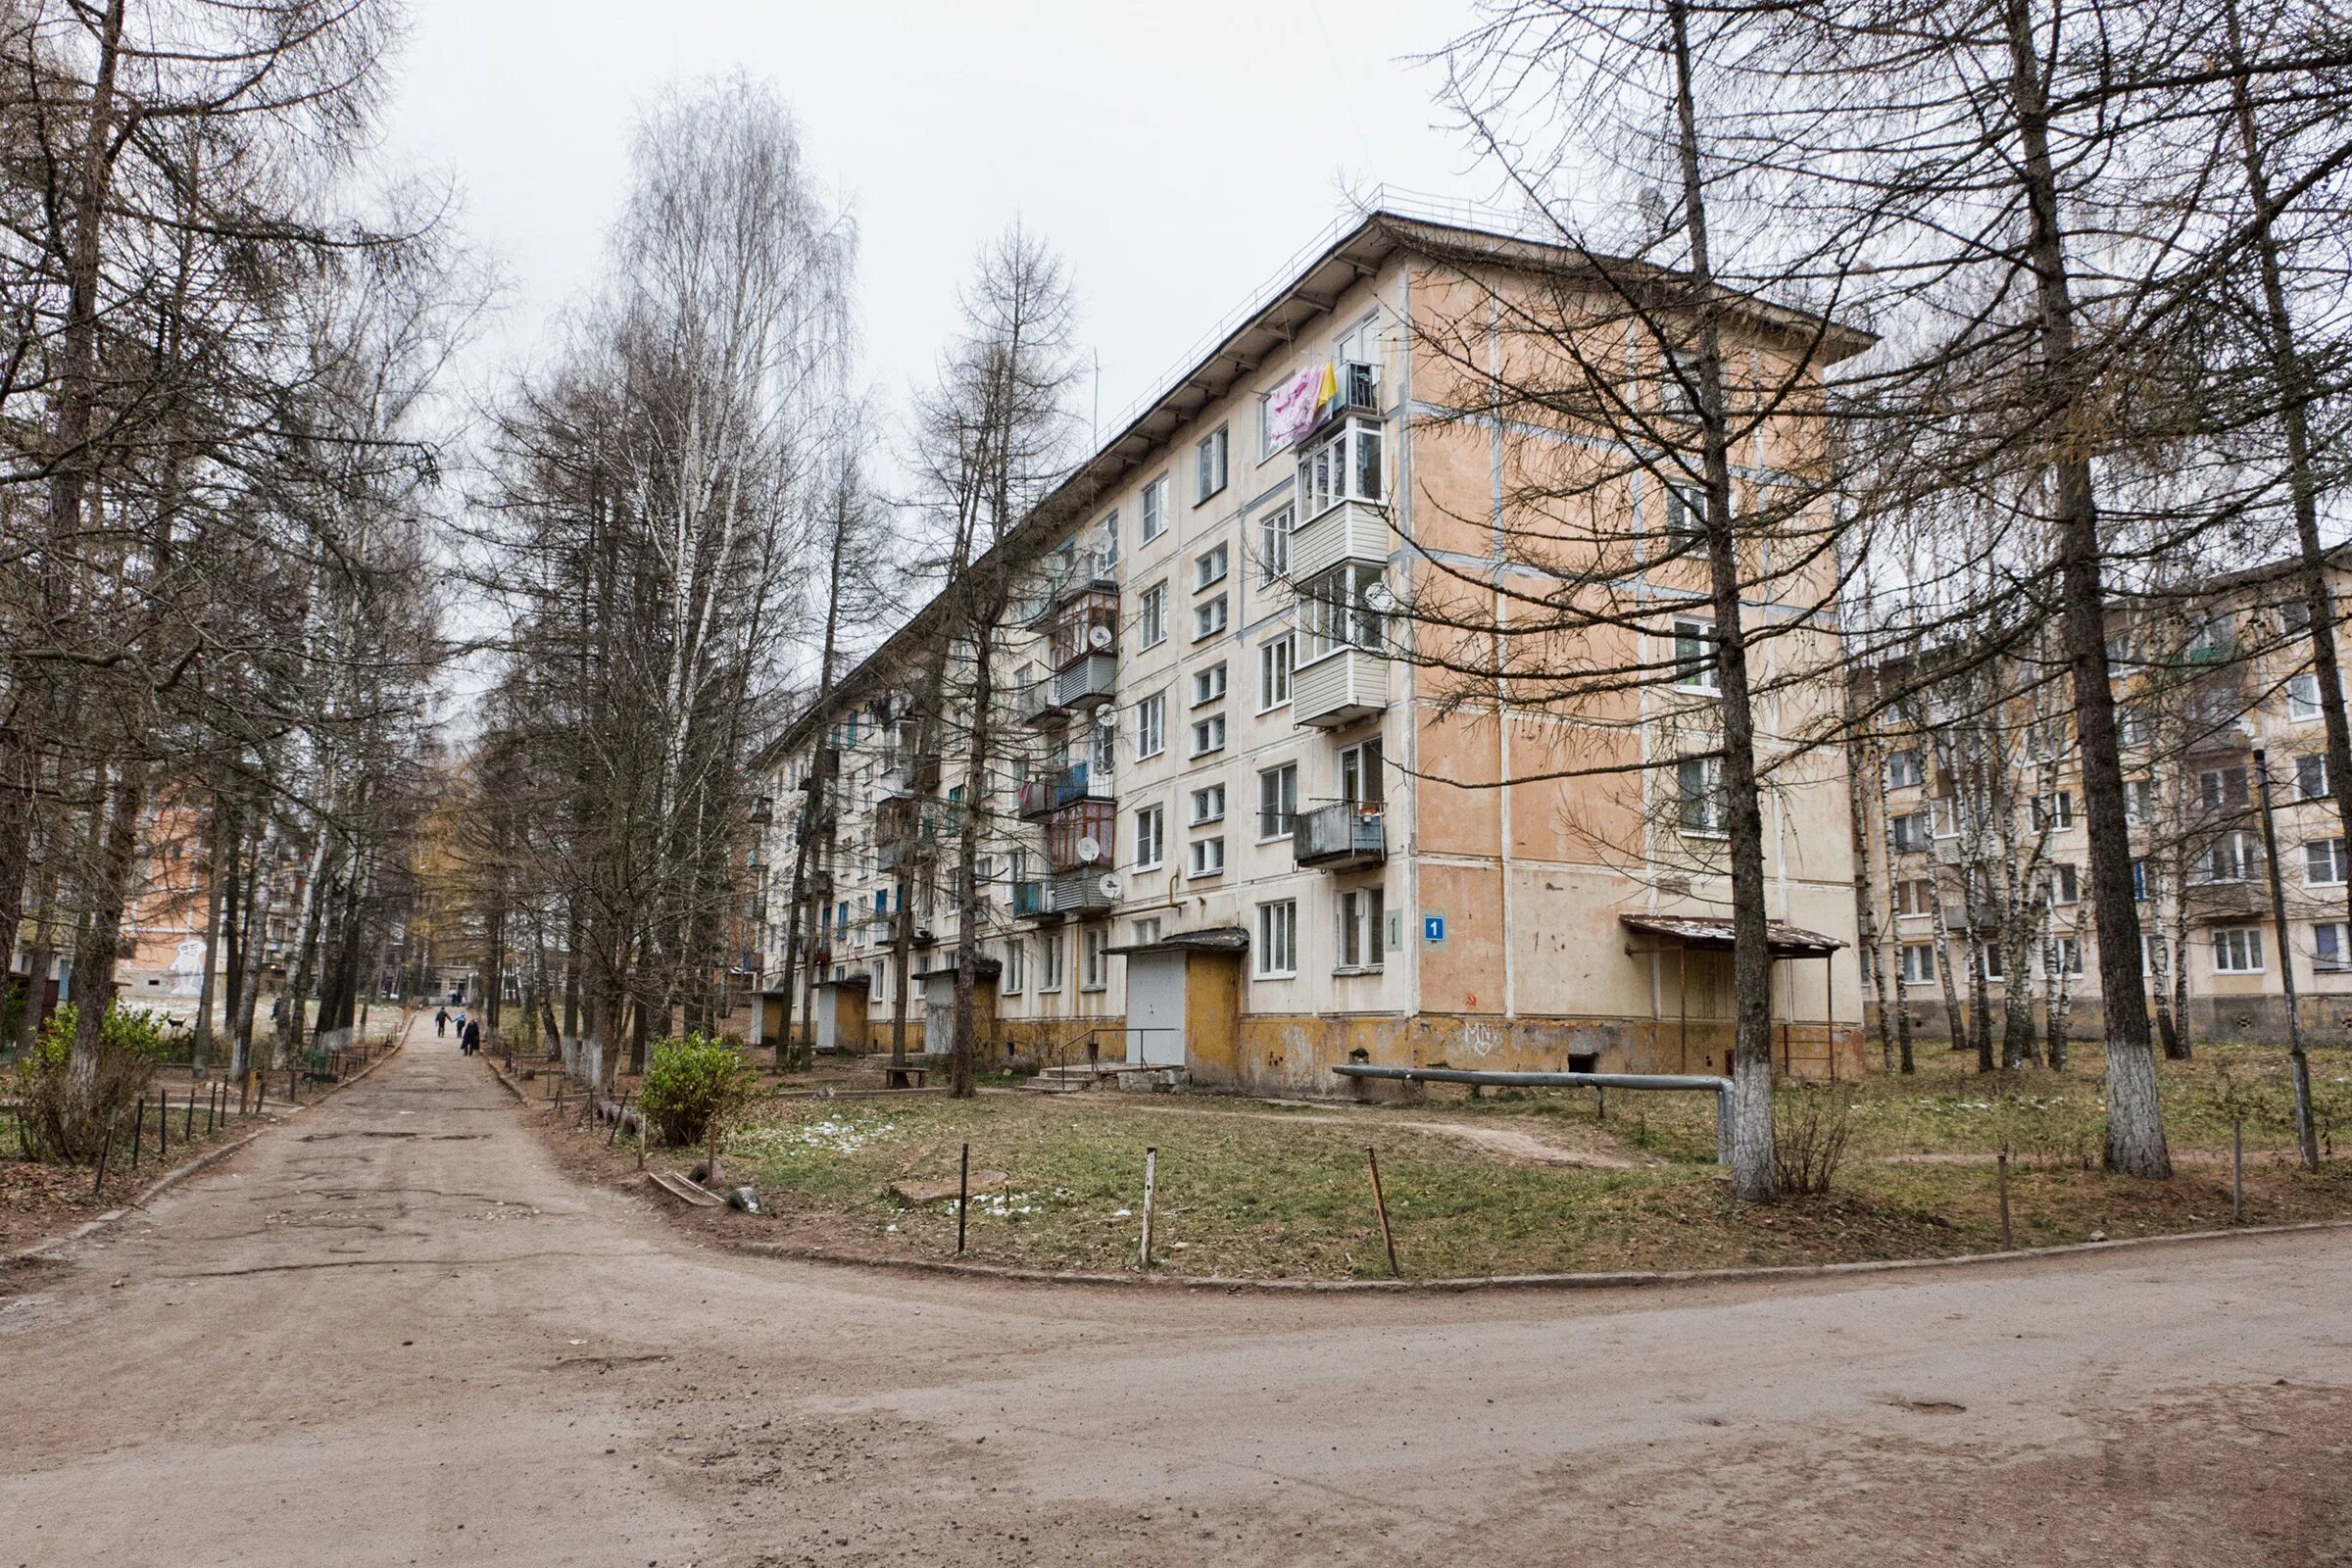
top-left (1044, 799), bottom-right (1115, 872)
top-left (878, 753), bottom-right (940, 800)
top-left (1307, 360), bottom-right (1381, 435)
top-left (1048, 868), bottom-right (1117, 915)
top-left (1021, 549), bottom-right (1118, 627)
top-left (1293, 648), bottom-right (1388, 728)
top-left (1020, 761), bottom-right (1112, 820)
top-left (1051, 652), bottom-right (1117, 712)
top-left (1292, 802), bottom-right (1387, 870)
top-left (1012, 880), bottom-right (1054, 920)
top-left (1289, 499), bottom-right (1390, 585)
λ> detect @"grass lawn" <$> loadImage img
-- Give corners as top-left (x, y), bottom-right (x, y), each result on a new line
top-left (698, 1041), bottom-right (2352, 1281)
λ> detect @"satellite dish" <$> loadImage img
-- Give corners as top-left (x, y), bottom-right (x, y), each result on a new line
top-left (1363, 579), bottom-right (1396, 614)
top-left (1098, 873), bottom-right (1121, 899)
top-left (1088, 623), bottom-right (1114, 651)
top-left (1076, 835), bottom-right (1103, 863)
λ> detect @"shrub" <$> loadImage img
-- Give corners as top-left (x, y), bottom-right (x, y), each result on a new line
top-left (637, 1031), bottom-right (760, 1149)
top-left (10, 1002), bottom-right (169, 1162)
top-left (1772, 1080), bottom-right (1853, 1196)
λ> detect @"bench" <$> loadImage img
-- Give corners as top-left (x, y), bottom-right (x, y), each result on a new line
top-left (884, 1062), bottom-right (930, 1089)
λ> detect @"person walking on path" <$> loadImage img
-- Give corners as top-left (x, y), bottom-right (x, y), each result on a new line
top-left (435, 1007), bottom-right (449, 1038)
top-left (462, 1016), bottom-right (482, 1056)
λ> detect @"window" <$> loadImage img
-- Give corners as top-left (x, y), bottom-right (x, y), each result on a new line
top-left (1140, 583), bottom-right (1168, 648)
top-left (2132, 858), bottom-right (2153, 902)
top-left (1188, 836), bottom-right (1226, 878)
top-left (1040, 931), bottom-right (1065, 992)
top-left (1194, 594), bottom-right (1228, 641)
top-left (1899, 943), bottom-right (1936, 984)
top-left (1340, 739), bottom-right (1385, 807)
top-left (1300, 563), bottom-right (1384, 660)
top-left (1196, 543), bottom-right (1229, 591)
top-left (1890, 810), bottom-right (1932, 852)
top-left (1258, 504), bottom-right (1294, 584)
top-left (1257, 763), bottom-right (1298, 839)
top-left (2024, 720), bottom-right (2065, 762)
top-left (2126, 777), bottom-right (2158, 824)
top-left (1663, 482), bottom-right (1703, 541)
top-left (1196, 425), bottom-right (1229, 504)
top-left (2049, 937), bottom-right (2084, 976)
top-left (1131, 916), bottom-right (1162, 947)
top-left (1886, 749), bottom-right (1924, 789)
top-left (1004, 940), bottom-right (1026, 995)
top-left (1099, 510), bottom-right (1119, 570)
top-left (1194, 662), bottom-right (1228, 707)
top-left (2141, 933), bottom-right (2168, 976)
top-left (1190, 712), bottom-right (1227, 758)
top-left (1256, 900), bottom-right (1298, 977)
top-left (1984, 944), bottom-right (2005, 981)
top-left (1189, 783), bottom-right (1226, 826)
top-left (2033, 793), bottom-right (2074, 831)
top-left (1677, 756), bottom-right (1727, 835)
top-left (1298, 417), bottom-right (1384, 517)
top-left (1672, 618), bottom-right (1718, 692)
top-left (2317, 922), bottom-right (2350, 973)
top-left (1082, 926), bottom-right (1108, 991)
top-left (2203, 830), bottom-right (2257, 883)
top-left (1339, 887), bottom-right (1386, 971)
top-left (2198, 766), bottom-right (2249, 809)
top-left (2298, 753), bottom-right (2330, 800)
top-left (2290, 671), bottom-right (2325, 721)
top-left (1258, 635), bottom-right (1294, 709)
top-left (1091, 720), bottom-right (1116, 776)
top-left (2116, 705), bottom-right (2149, 748)
top-left (1133, 805), bottom-right (1165, 869)
top-left (2282, 601), bottom-right (2315, 635)
top-left (1141, 474), bottom-right (1169, 541)
top-left (869, 960), bottom-right (886, 999)
top-left (2046, 863), bottom-right (2080, 906)
top-left (2307, 838), bottom-right (2348, 885)
top-left (2213, 926), bottom-right (2265, 973)
top-left (1135, 693), bottom-right (1166, 760)
top-left (1893, 877), bottom-right (1936, 917)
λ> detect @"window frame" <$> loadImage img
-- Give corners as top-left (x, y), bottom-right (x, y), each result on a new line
top-left (1196, 425), bottom-right (1229, 505)
top-left (1677, 755), bottom-right (1728, 837)
top-left (1258, 503), bottom-right (1294, 585)
top-left (1194, 593), bottom-right (1229, 642)
top-left (1139, 581), bottom-right (1169, 648)
top-left (1338, 886), bottom-right (1386, 972)
top-left (1257, 762), bottom-right (1298, 840)
top-left (1192, 662), bottom-right (1228, 707)
top-left (1133, 804), bottom-right (1166, 870)
top-left (1257, 634), bottom-right (1295, 710)
top-left (1671, 616), bottom-right (1719, 693)
top-left (1255, 899), bottom-right (1298, 978)
top-left (1189, 782), bottom-right (1226, 827)
top-left (1189, 711), bottom-right (1227, 759)
top-left (1140, 473), bottom-right (1169, 542)
top-left (1134, 693), bottom-right (1166, 760)
top-left (2213, 926), bottom-right (2265, 974)
top-left (1195, 542), bottom-right (1229, 592)
top-left (1187, 835), bottom-right (1226, 879)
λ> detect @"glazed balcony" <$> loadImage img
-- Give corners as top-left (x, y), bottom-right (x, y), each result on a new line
top-left (1292, 648), bottom-right (1388, 729)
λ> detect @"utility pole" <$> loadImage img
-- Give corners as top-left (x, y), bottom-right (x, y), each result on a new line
top-left (2250, 747), bottom-right (2321, 1170)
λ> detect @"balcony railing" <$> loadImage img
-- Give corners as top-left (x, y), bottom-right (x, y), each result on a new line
top-left (1020, 549), bottom-right (1118, 626)
top-left (1019, 761), bottom-right (1108, 819)
top-left (1048, 868), bottom-right (1117, 915)
top-left (1012, 879), bottom-right (1053, 919)
top-left (1292, 647), bottom-right (1388, 728)
top-left (1292, 801), bottom-right (1387, 870)
top-left (1051, 652), bottom-right (1118, 712)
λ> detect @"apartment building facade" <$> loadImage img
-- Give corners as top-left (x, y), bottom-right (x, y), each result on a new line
top-left (750, 206), bottom-right (1869, 1095)
top-left (1859, 552), bottom-right (2352, 1050)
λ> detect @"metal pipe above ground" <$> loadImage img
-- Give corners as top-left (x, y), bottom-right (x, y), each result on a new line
top-left (1330, 1064), bottom-right (1734, 1164)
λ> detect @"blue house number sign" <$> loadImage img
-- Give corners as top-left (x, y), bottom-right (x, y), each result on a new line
top-left (1422, 913), bottom-right (1446, 943)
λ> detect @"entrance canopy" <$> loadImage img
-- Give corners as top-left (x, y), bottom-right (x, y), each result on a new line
top-left (1618, 913), bottom-right (1844, 958)
top-left (1103, 925), bottom-right (1250, 957)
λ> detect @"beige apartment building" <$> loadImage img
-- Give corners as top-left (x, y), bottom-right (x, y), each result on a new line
top-left (1860, 551), bottom-right (2352, 1050)
top-left (750, 202), bottom-right (1870, 1096)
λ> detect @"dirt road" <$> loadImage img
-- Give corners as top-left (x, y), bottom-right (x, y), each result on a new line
top-left (4, 1038), bottom-right (2348, 1566)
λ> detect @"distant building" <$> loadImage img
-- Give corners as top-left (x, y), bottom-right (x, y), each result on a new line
top-left (749, 203), bottom-right (1869, 1092)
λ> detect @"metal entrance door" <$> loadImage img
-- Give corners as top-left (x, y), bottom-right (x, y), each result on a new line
top-left (1125, 950), bottom-right (1186, 1066)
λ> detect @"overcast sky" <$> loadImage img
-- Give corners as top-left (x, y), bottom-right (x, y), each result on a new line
top-left (378, 0), bottom-right (1496, 445)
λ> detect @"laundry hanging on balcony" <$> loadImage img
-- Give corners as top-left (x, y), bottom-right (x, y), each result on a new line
top-left (1266, 363), bottom-right (1324, 447)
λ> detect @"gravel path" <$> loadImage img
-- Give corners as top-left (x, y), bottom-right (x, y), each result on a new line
top-left (3, 1034), bottom-right (2346, 1566)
